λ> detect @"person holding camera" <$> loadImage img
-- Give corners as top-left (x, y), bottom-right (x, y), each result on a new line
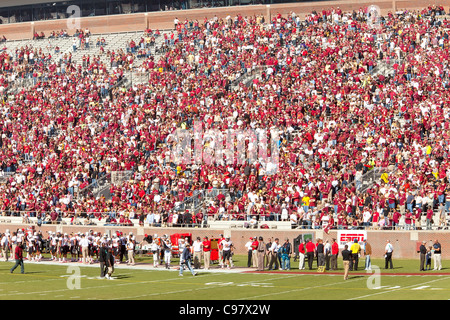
top-left (179, 243), bottom-right (197, 276)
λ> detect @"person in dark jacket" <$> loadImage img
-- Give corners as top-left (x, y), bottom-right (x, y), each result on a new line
top-left (179, 243), bottom-right (197, 276)
top-left (105, 246), bottom-right (115, 279)
top-left (342, 245), bottom-right (352, 280)
top-left (10, 242), bottom-right (24, 274)
top-left (419, 241), bottom-right (427, 271)
top-left (99, 242), bottom-right (108, 278)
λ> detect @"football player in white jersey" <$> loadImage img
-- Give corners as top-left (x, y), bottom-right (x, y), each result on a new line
top-left (220, 236), bottom-right (234, 269)
top-left (49, 232), bottom-right (57, 260)
top-left (61, 233), bottom-right (70, 263)
top-left (26, 232), bottom-right (35, 261)
top-left (163, 238), bottom-right (172, 269)
top-left (69, 234), bottom-right (78, 262)
top-left (150, 236), bottom-right (160, 267)
top-left (33, 232), bottom-right (42, 262)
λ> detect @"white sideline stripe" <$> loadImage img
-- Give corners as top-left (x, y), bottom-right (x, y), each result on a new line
top-left (237, 276), bottom-right (366, 300)
top-left (0, 270), bottom-right (225, 298)
top-left (110, 274), bottom-right (300, 300)
top-left (347, 276), bottom-right (450, 300)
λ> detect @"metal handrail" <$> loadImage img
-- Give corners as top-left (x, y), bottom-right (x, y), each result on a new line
top-left (77, 172), bottom-right (111, 200)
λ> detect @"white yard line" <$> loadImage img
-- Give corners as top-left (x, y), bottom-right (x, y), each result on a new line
top-left (347, 276), bottom-right (450, 300)
top-left (238, 276), bottom-right (366, 300)
top-left (110, 274), bottom-right (300, 300)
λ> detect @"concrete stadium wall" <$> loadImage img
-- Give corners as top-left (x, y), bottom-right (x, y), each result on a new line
top-left (0, 0), bottom-right (448, 40)
top-left (0, 223), bottom-right (446, 260)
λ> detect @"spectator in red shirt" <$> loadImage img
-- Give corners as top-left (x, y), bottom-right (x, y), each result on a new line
top-left (305, 239), bottom-right (316, 270)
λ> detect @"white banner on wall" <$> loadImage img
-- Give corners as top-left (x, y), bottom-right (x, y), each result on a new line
top-left (337, 231), bottom-right (367, 249)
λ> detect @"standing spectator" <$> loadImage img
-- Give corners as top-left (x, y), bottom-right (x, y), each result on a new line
top-left (264, 238), bottom-right (272, 269)
top-left (305, 239), bottom-right (316, 270)
top-left (298, 239), bottom-right (306, 270)
top-left (330, 238), bottom-right (339, 271)
top-left (202, 236), bottom-right (211, 270)
top-left (245, 237), bottom-right (253, 268)
top-left (349, 239), bottom-right (361, 271)
top-left (363, 239), bottom-right (372, 271)
top-left (426, 246), bottom-right (432, 271)
top-left (268, 238), bottom-right (280, 271)
top-left (419, 241), bottom-right (427, 271)
top-left (256, 236), bottom-right (266, 271)
top-left (432, 239), bottom-right (442, 271)
top-left (342, 245), bottom-right (352, 280)
top-left (80, 234), bottom-right (90, 264)
top-left (324, 239), bottom-right (331, 270)
top-left (105, 246), bottom-right (115, 280)
top-left (316, 239), bottom-right (325, 268)
top-left (10, 242), bottom-right (24, 274)
top-left (99, 241), bottom-right (108, 278)
top-left (127, 238), bottom-right (135, 266)
top-left (251, 236), bottom-right (259, 268)
top-left (384, 240), bottom-right (394, 269)
top-left (280, 238), bottom-right (292, 270)
top-left (426, 207), bottom-right (434, 230)
top-left (192, 236), bottom-right (203, 269)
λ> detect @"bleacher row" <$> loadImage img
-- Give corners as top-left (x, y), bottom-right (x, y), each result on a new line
top-left (3, 29), bottom-right (171, 81)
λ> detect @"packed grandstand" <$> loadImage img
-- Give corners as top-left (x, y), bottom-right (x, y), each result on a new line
top-left (0, 4), bottom-right (448, 232)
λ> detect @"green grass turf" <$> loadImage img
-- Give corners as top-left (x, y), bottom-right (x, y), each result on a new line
top-left (1, 255), bottom-right (449, 300)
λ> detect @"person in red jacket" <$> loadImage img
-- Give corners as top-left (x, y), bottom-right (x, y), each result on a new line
top-left (426, 208), bottom-right (434, 230)
top-left (298, 239), bottom-right (306, 270)
top-left (10, 242), bottom-right (24, 274)
top-left (330, 238), bottom-right (339, 270)
top-left (305, 239), bottom-right (316, 270)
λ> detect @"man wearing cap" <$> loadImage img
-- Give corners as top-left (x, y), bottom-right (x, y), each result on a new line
top-left (350, 238), bottom-right (361, 271)
top-left (256, 236), bottom-right (267, 271)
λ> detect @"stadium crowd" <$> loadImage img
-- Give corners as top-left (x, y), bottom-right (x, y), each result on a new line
top-left (0, 5), bottom-right (449, 233)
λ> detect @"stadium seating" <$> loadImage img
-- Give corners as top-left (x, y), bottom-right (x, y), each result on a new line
top-left (0, 5), bottom-right (449, 233)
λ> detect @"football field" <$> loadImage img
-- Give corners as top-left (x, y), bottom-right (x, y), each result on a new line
top-left (1, 256), bottom-right (450, 302)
